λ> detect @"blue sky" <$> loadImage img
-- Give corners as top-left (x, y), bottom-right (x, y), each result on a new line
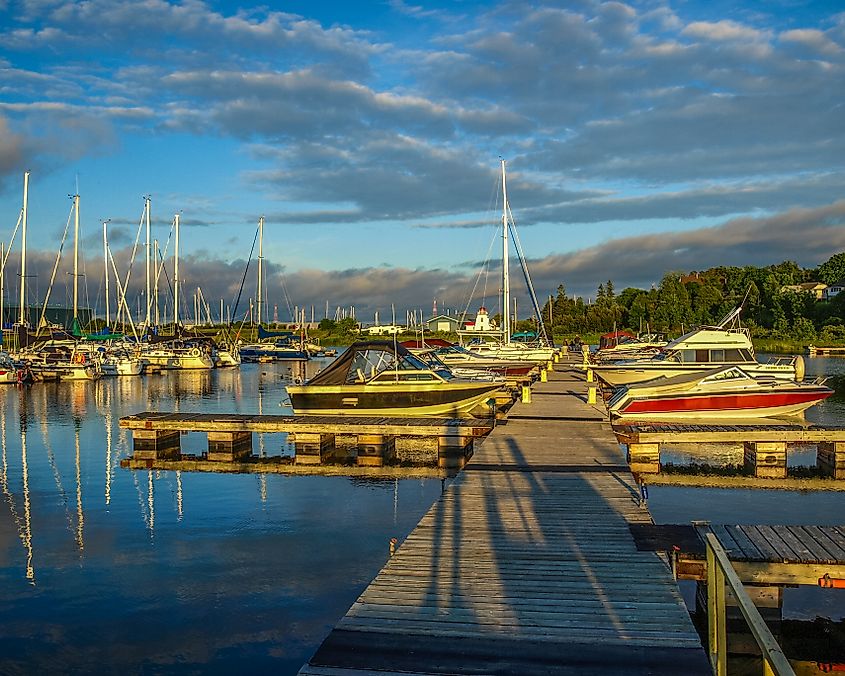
top-left (1, 0), bottom-right (844, 322)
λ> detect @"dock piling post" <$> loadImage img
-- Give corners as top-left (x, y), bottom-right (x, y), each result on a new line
top-left (438, 435), bottom-right (473, 469)
top-left (587, 383), bottom-right (597, 405)
top-left (357, 434), bottom-right (396, 467)
top-left (293, 432), bottom-right (336, 465)
top-left (817, 441), bottom-right (845, 479)
top-left (744, 441), bottom-right (787, 479)
top-left (540, 368), bottom-right (547, 383)
top-left (627, 442), bottom-right (660, 474)
top-left (207, 431), bottom-right (253, 461)
top-left (521, 385), bottom-right (532, 404)
top-left (131, 429), bottom-right (181, 460)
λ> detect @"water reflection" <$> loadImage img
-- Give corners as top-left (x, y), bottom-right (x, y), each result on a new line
top-left (0, 357), bottom-right (442, 674)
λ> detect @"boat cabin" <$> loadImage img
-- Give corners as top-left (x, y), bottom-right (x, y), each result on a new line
top-left (306, 341), bottom-right (452, 385)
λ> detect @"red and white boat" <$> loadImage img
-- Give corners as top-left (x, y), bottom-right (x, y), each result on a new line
top-left (607, 365), bottom-right (832, 421)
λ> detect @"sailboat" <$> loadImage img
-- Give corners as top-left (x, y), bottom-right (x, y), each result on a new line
top-left (18, 190), bottom-right (101, 381)
top-left (139, 212), bottom-right (214, 371)
top-left (460, 160), bottom-right (556, 363)
top-left (238, 217), bottom-right (308, 363)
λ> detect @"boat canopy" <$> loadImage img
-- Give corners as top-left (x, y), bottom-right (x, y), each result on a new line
top-left (306, 341), bottom-right (432, 385)
top-left (258, 326), bottom-right (294, 340)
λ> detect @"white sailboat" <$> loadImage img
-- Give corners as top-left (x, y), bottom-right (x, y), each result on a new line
top-left (19, 190), bottom-right (101, 381)
top-left (140, 213), bottom-right (214, 371)
top-left (461, 160), bottom-right (556, 363)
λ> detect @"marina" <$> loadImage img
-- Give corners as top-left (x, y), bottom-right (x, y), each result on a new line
top-left (0, 349), bottom-right (843, 673)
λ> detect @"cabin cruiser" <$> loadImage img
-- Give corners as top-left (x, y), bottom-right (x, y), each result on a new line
top-left (590, 307), bottom-right (802, 387)
top-left (141, 340), bottom-right (214, 370)
top-left (286, 340), bottom-right (501, 417)
top-left (608, 365), bottom-right (832, 421)
top-left (404, 342), bottom-right (535, 377)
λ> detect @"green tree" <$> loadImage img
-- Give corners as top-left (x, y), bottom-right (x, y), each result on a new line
top-left (819, 253), bottom-right (845, 285)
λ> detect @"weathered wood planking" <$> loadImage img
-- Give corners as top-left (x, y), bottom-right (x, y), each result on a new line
top-left (702, 524), bottom-right (845, 565)
top-left (301, 364), bottom-right (710, 675)
top-left (119, 411), bottom-right (492, 438)
top-left (614, 421), bottom-right (845, 444)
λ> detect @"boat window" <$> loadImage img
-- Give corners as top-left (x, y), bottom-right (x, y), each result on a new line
top-left (710, 349), bottom-right (725, 362)
top-left (679, 349), bottom-right (696, 363)
top-left (696, 349), bottom-right (709, 362)
top-left (372, 371), bottom-right (436, 382)
top-left (708, 368), bottom-right (746, 381)
top-left (737, 348), bottom-right (753, 361)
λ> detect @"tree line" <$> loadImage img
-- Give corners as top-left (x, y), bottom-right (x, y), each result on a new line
top-left (538, 252), bottom-right (845, 341)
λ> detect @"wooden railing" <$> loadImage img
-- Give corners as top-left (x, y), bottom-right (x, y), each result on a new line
top-left (705, 532), bottom-right (795, 675)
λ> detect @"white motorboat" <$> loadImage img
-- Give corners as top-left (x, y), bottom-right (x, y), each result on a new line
top-left (590, 307), bottom-right (802, 387)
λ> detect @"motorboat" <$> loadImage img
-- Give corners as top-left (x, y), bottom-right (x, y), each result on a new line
top-left (592, 331), bottom-right (666, 363)
top-left (403, 341), bottom-right (535, 377)
top-left (286, 340), bottom-right (501, 416)
top-left (590, 307), bottom-right (802, 387)
top-left (239, 339), bottom-right (309, 362)
top-left (464, 340), bottom-right (556, 363)
top-left (414, 349), bottom-right (507, 383)
top-left (20, 344), bottom-right (102, 381)
top-left (141, 341), bottom-right (214, 370)
top-left (607, 365), bottom-right (832, 421)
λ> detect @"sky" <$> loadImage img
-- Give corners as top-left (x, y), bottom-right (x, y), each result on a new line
top-left (0, 0), bottom-right (844, 324)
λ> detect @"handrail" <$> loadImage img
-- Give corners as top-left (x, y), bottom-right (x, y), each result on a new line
top-left (705, 532), bottom-right (795, 676)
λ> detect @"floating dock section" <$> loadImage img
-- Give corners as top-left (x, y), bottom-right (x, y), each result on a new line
top-left (300, 361), bottom-right (710, 674)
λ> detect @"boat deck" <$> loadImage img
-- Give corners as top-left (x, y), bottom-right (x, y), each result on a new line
top-left (300, 363), bottom-right (709, 674)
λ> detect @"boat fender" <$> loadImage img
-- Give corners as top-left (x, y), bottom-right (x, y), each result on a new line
top-left (189, 348), bottom-right (201, 357)
top-left (794, 355), bottom-right (805, 382)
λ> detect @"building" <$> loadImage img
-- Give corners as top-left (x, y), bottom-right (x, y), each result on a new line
top-left (363, 324), bottom-right (403, 336)
top-left (425, 314), bottom-right (462, 333)
top-left (782, 282), bottom-right (827, 300)
top-left (825, 281), bottom-right (845, 300)
top-left (462, 307), bottom-right (496, 332)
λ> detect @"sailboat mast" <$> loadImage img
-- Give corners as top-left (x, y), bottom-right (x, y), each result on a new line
top-left (256, 216), bottom-right (264, 327)
top-left (20, 171), bottom-right (29, 327)
top-left (173, 213), bottom-right (180, 329)
top-left (72, 193), bottom-right (80, 322)
top-left (103, 221), bottom-right (110, 327)
top-left (501, 159), bottom-right (511, 343)
top-left (144, 196), bottom-right (151, 329)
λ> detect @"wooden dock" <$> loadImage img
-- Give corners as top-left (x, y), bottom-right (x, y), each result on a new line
top-left (614, 422), bottom-right (845, 479)
top-left (119, 412), bottom-right (493, 469)
top-left (300, 361), bottom-right (710, 674)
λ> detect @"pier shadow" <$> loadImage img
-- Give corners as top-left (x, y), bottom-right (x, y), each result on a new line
top-left (310, 419), bottom-right (711, 674)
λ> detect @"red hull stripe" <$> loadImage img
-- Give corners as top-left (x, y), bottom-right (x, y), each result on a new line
top-left (623, 390), bottom-right (831, 414)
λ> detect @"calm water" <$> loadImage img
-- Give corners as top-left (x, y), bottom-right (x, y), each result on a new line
top-left (0, 354), bottom-right (843, 673)
top-left (0, 358), bottom-right (443, 674)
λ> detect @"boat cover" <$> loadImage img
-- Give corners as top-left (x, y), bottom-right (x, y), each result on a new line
top-left (306, 341), bottom-right (422, 385)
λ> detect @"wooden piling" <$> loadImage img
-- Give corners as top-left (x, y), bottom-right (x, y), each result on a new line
top-left (744, 441), bottom-right (787, 479)
top-left (293, 432), bottom-right (336, 465)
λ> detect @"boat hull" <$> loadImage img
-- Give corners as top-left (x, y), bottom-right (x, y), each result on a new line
top-left (611, 387), bottom-right (832, 420)
top-left (287, 382), bottom-right (499, 417)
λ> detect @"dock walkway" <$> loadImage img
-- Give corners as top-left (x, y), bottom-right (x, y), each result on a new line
top-left (301, 362), bottom-right (709, 674)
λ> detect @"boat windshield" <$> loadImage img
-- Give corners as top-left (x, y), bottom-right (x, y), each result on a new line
top-left (345, 348), bottom-right (432, 384)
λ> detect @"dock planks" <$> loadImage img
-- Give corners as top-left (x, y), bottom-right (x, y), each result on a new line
top-left (119, 411), bottom-right (492, 438)
top-left (301, 362), bottom-right (709, 674)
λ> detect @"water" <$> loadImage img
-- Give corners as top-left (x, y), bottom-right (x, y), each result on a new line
top-left (1, 354), bottom-right (844, 673)
top-left (648, 355), bottom-right (845, 635)
top-left (0, 359), bottom-right (443, 674)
